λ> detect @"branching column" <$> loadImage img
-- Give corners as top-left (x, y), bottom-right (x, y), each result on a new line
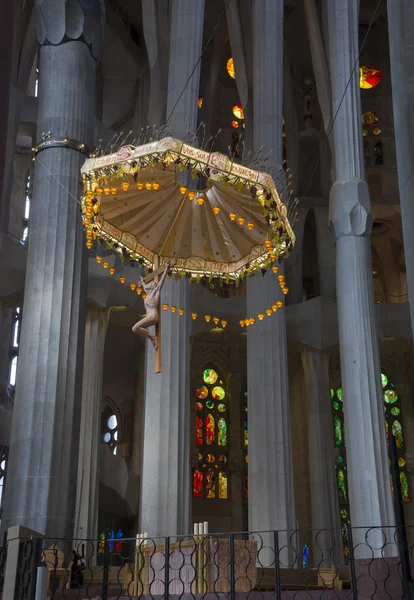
top-left (140, 0), bottom-right (204, 537)
top-left (247, 0), bottom-right (296, 543)
top-left (327, 0), bottom-right (394, 538)
top-left (1, 2), bottom-right (104, 538)
top-left (74, 308), bottom-right (109, 541)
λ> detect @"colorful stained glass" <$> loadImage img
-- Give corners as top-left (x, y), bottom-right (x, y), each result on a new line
top-left (400, 472), bottom-right (410, 503)
top-left (231, 120), bottom-right (239, 128)
top-left (218, 403), bottom-right (226, 412)
top-left (219, 471), bottom-right (228, 499)
top-left (206, 468), bottom-right (216, 498)
top-left (227, 57), bottom-right (235, 79)
top-left (193, 469), bottom-right (203, 497)
top-left (302, 544), bottom-right (309, 569)
top-left (244, 474), bottom-right (248, 499)
top-left (362, 111), bottom-right (379, 126)
top-left (398, 457), bottom-right (406, 468)
top-left (340, 509), bottom-right (348, 519)
top-left (219, 454), bottom-right (228, 464)
top-left (218, 417), bottom-right (227, 446)
top-left (244, 407), bottom-right (248, 446)
top-left (203, 369), bottom-right (218, 385)
top-left (196, 401), bottom-right (203, 411)
top-left (360, 65), bottom-right (382, 89)
top-left (337, 469), bottom-right (347, 500)
top-left (206, 400), bottom-right (214, 409)
top-left (336, 388), bottom-right (343, 401)
top-left (381, 373), bottom-right (388, 388)
top-left (207, 453), bottom-right (215, 463)
top-left (196, 386), bottom-right (208, 399)
top-left (333, 401), bottom-right (339, 410)
top-left (373, 128), bottom-right (381, 136)
top-left (337, 454), bottom-right (343, 465)
top-left (212, 386), bottom-right (225, 400)
top-left (232, 104), bottom-right (244, 119)
top-left (330, 388), bottom-right (335, 399)
top-left (334, 415), bottom-right (342, 446)
top-left (196, 416), bottom-right (203, 445)
top-left (198, 97), bottom-right (203, 109)
top-left (392, 420), bottom-right (404, 448)
top-left (384, 389), bottom-right (398, 404)
top-left (391, 407), bottom-right (400, 416)
top-left (206, 414), bottom-right (215, 444)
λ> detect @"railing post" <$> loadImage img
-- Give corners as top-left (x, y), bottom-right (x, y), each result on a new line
top-left (102, 533), bottom-right (110, 600)
top-left (229, 533), bottom-right (235, 600)
top-left (164, 537), bottom-right (170, 600)
top-left (273, 530), bottom-right (281, 600)
top-left (347, 527), bottom-right (358, 600)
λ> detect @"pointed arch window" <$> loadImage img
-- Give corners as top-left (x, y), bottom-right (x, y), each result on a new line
top-left (331, 373), bottom-right (410, 553)
top-left (193, 367), bottom-right (229, 499)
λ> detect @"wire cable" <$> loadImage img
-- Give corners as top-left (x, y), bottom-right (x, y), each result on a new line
top-left (303, 0), bottom-right (383, 198)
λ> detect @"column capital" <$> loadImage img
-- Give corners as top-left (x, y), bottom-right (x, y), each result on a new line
top-left (329, 178), bottom-right (372, 239)
top-left (35, 0), bottom-right (105, 59)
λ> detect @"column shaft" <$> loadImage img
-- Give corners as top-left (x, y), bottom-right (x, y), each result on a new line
top-left (247, 0), bottom-right (296, 540)
top-left (1, 41), bottom-right (96, 538)
top-left (74, 308), bottom-right (109, 541)
top-left (327, 0), bottom-right (394, 537)
top-left (140, 0), bottom-right (204, 538)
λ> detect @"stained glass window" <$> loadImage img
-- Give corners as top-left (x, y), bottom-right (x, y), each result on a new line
top-left (332, 373), bottom-right (410, 551)
top-left (227, 57), bottom-right (235, 79)
top-left (193, 366), bottom-right (229, 498)
top-left (232, 104), bottom-right (244, 119)
top-left (359, 65), bottom-right (382, 89)
top-left (101, 406), bottom-right (119, 455)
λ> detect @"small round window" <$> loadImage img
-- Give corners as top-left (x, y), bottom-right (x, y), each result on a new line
top-left (102, 408), bottom-right (119, 455)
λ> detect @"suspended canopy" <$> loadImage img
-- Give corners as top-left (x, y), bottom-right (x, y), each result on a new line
top-left (81, 137), bottom-right (295, 281)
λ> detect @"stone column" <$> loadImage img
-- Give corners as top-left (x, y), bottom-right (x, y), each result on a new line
top-left (74, 308), bottom-right (109, 541)
top-left (387, 1), bottom-right (414, 338)
top-left (327, 0), bottom-right (394, 539)
top-left (301, 347), bottom-right (341, 562)
top-left (1, 2), bottom-right (105, 539)
top-left (140, 0), bottom-right (204, 538)
top-left (247, 0), bottom-right (296, 547)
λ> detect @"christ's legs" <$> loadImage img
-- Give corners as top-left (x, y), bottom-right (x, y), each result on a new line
top-left (132, 311), bottom-right (159, 350)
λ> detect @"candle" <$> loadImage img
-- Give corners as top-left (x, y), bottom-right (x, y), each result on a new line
top-left (194, 523), bottom-right (199, 535)
top-left (203, 521), bottom-right (208, 535)
top-left (136, 533), bottom-right (141, 548)
top-left (198, 522), bottom-right (204, 535)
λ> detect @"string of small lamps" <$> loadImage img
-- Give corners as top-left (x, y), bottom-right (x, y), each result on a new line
top-left (94, 253), bottom-right (289, 329)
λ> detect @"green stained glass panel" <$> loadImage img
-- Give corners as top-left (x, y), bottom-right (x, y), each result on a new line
top-left (334, 415), bottom-right (342, 446)
top-left (400, 471), bottom-right (410, 503)
top-left (384, 389), bottom-right (398, 404)
top-left (203, 369), bottom-right (218, 385)
top-left (330, 388), bottom-right (335, 399)
top-left (337, 455), bottom-right (343, 465)
top-left (381, 373), bottom-right (388, 388)
top-left (336, 388), bottom-right (343, 402)
top-left (206, 400), bottom-right (214, 409)
top-left (392, 420), bottom-right (404, 447)
top-left (218, 417), bottom-right (227, 446)
top-left (218, 403), bottom-right (226, 412)
top-left (398, 457), bottom-right (406, 468)
top-left (391, 407), bottom-right (400, 416)
top-left (337, 469), bottom-right (347, 500)
top-left (333, 401), bottom-right (339, 410)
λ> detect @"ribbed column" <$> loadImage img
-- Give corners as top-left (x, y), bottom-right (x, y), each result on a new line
top-left (74, 308), bottom-right (109, 541)
top-left (140, 0), bottom-right (204, 537)
top-left (247, 271), bottom-right (295, 542)
top-left (301, 347), bottom-right (341, 563)
top-left (387, 1), bottom-right (414, 339)
top-left (327, 0), bottom-right (394, 542)
top-left (1, 2), bottom-right (104, 538)
top-left (140, 279), bottom-right (190, 536)
top-left (248, 0), bottom-right (296, 545)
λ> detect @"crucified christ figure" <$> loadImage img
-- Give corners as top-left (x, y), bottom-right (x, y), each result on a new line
top-left (132, 261), bottom-right (171, 350)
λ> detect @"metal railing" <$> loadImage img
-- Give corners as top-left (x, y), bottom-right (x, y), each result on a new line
top-left (12, 527), bottom-right (414, 600)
